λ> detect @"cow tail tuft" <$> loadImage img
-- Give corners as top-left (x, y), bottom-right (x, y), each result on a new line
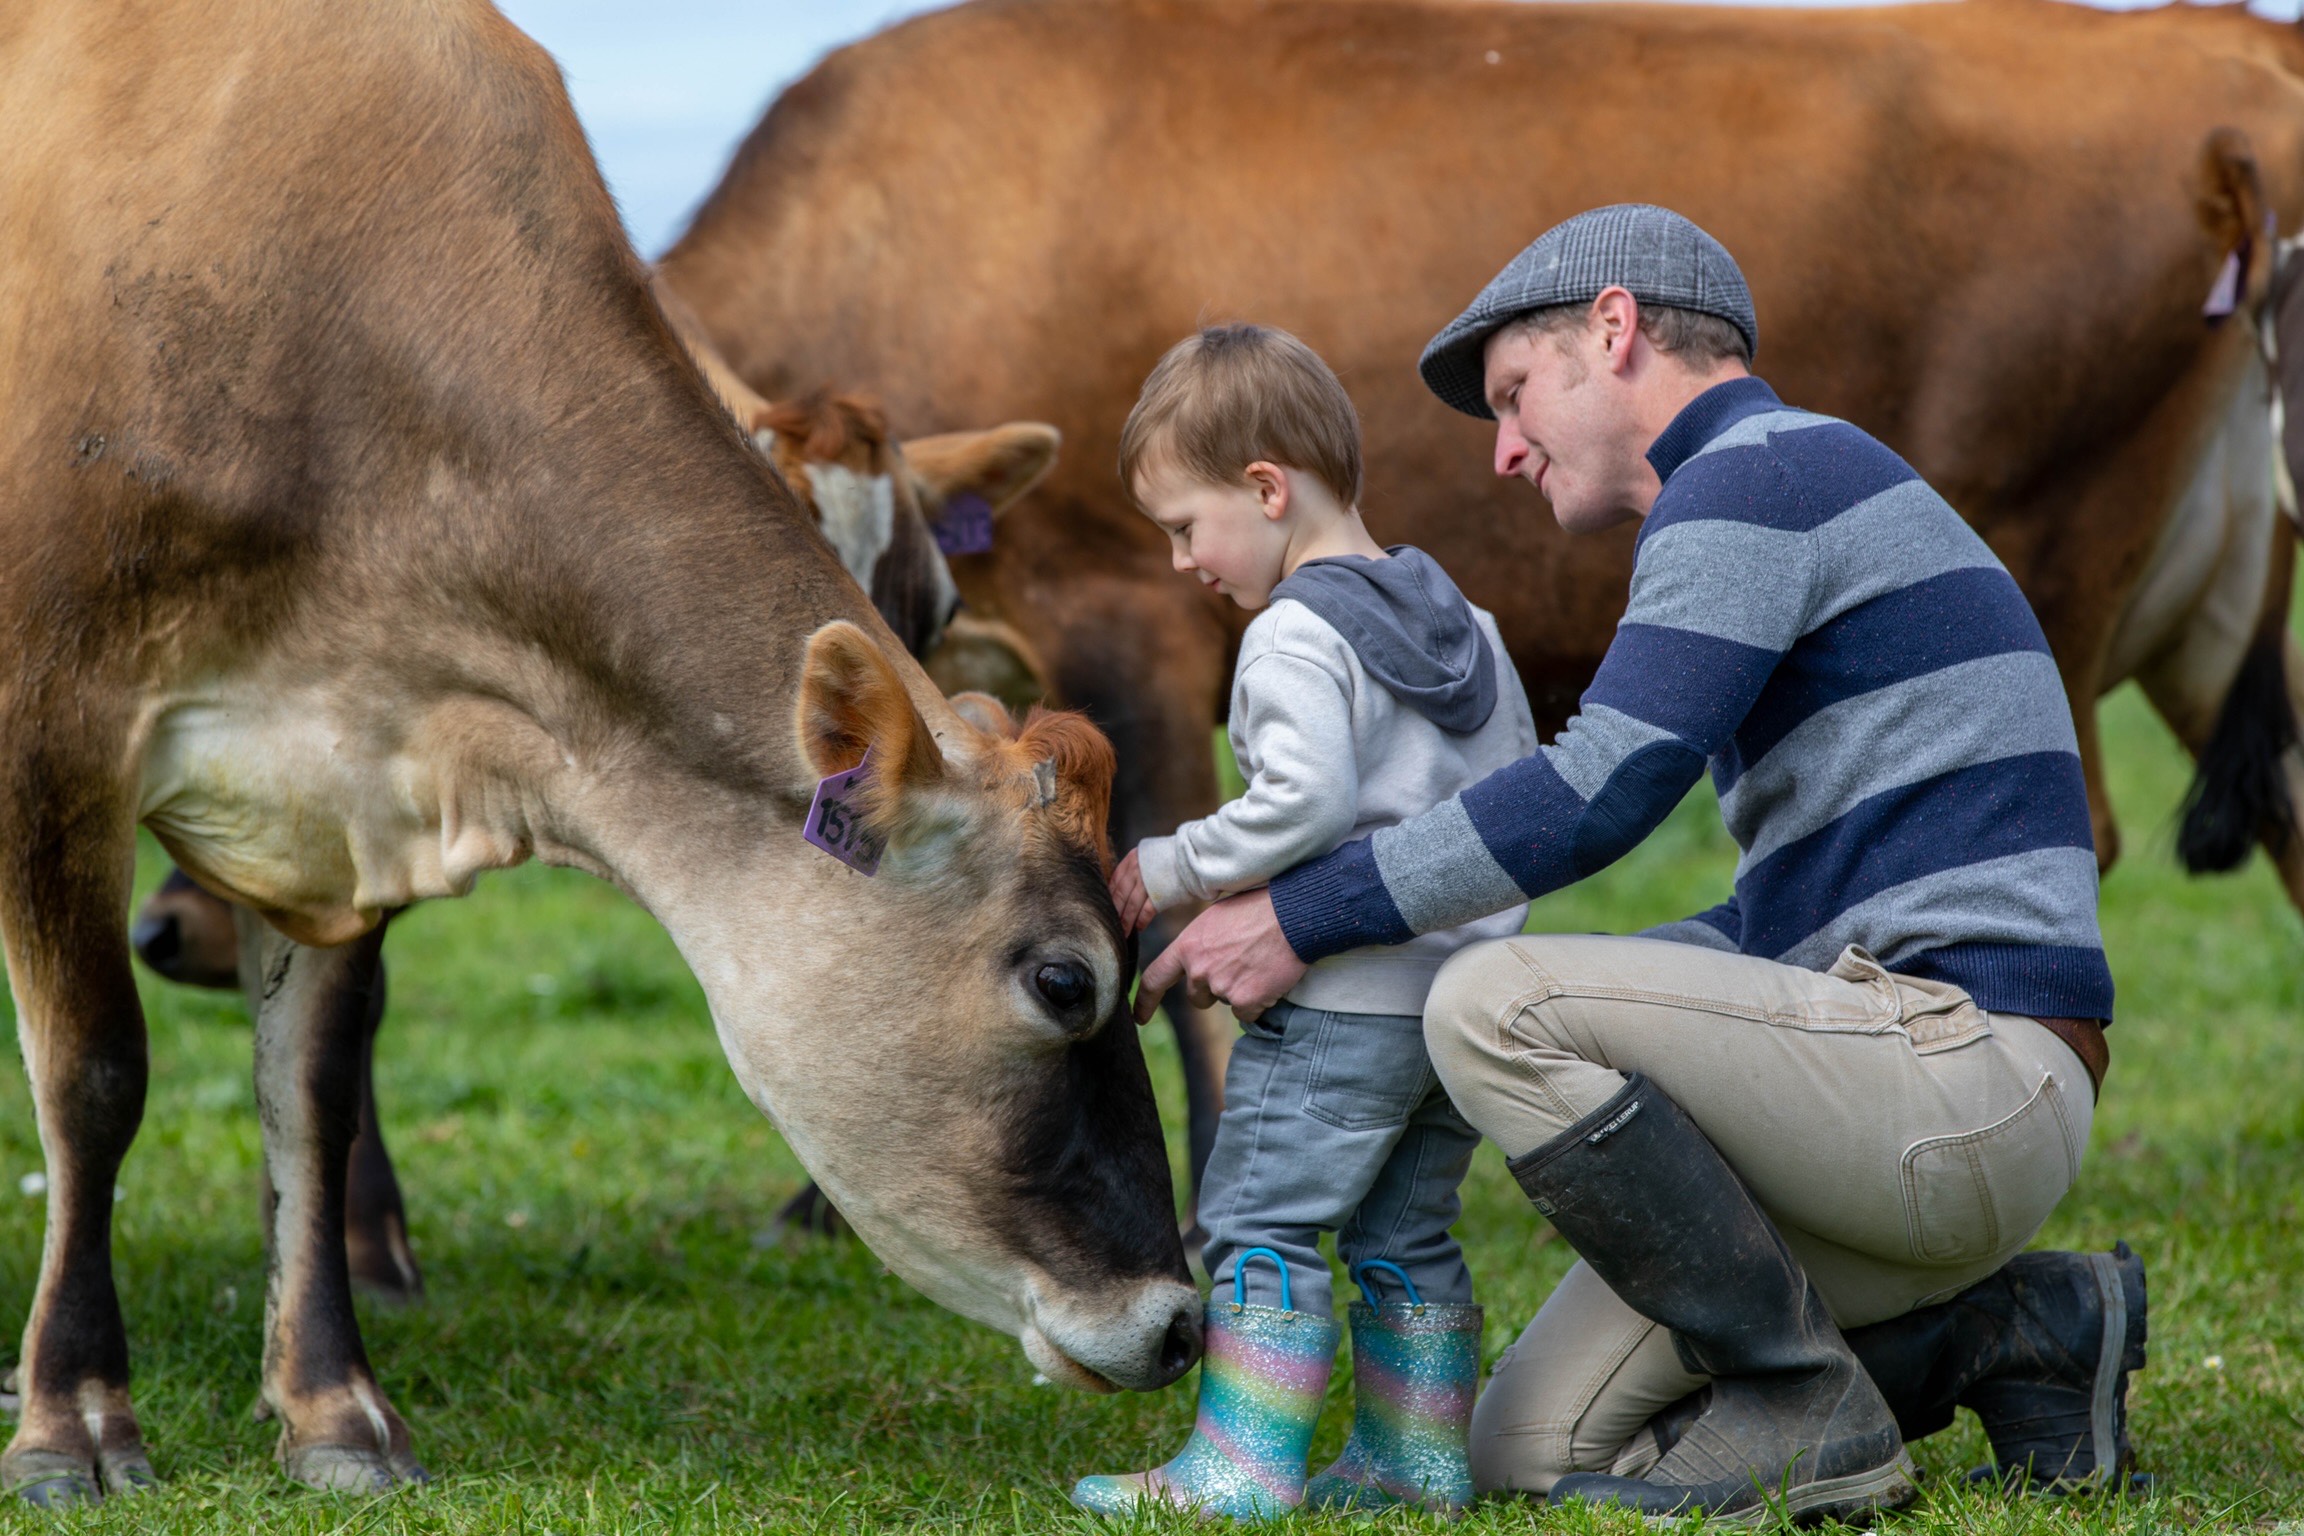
top-left (2177, 637), bottom-right (2300, 872)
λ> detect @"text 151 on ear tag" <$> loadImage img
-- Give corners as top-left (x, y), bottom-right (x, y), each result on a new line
top-left (933, 492), bottom-right (995, 556)
top-left (804, 752), bottom-right (885, 875)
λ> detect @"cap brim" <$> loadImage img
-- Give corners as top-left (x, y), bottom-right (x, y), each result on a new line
top-left (1417, 324), bottom-right (1499, 420)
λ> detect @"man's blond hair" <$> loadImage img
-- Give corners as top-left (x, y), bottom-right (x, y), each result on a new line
top-left (1119, 325), bottom-right (1363, 507)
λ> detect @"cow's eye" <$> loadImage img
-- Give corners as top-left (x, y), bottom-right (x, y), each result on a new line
top-left (1034, 960), bottom-right (1091, 1012)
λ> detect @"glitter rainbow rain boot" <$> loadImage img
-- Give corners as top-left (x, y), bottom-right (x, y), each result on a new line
top-left (1305, 1261), bottom-right (1481, 1514)
top-left (1072, 1249), bottom-right (1340, 1520)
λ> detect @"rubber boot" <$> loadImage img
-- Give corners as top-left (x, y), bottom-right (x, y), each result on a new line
top-left (1516, 1075), bottom-right (1915, 1525)
top-left (1847, 1243), bottom-right (2148, 1491)
top-left (1304, 1261), bottom-right (1481, 1514)
top-left (1072, 1249), bottom-right (1340, 1519)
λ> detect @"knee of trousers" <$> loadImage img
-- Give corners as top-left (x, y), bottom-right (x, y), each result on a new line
top-left (1424, 940), bottom-right (1591, 1150)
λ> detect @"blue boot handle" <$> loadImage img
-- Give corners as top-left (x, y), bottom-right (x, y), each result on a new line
top-left (1352, 1259), bottom-right (1425, 1308)
top-left (1233, 1246), bottom-right (1293, 1312)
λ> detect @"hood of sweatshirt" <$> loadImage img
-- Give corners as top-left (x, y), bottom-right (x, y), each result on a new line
top-left (1269, 545), bottom-right (1497, 733)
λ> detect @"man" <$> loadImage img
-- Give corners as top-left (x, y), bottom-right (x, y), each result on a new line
top-left (1143, 204), bottom-right (2145, 1522)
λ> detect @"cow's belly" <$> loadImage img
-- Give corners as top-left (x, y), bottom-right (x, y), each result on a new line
top-left (2102, 343), bottom-right (2282, 739)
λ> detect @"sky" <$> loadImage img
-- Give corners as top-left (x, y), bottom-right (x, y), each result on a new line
top-left (499, 0), bottom-right (2304, 259)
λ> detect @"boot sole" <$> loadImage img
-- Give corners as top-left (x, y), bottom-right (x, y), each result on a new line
top-left (1747, 1450), bottom-right (1919, 1528)
top-left (1556, 1449), bottom-right (1918, 1527)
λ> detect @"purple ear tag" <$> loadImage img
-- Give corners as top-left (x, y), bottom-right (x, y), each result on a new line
top-left (803, 750), bottom-right (885, 875)
top-left (2203, 248), bottom-right (2244, 322)
top-left (933, 492), bottom-right (995, 556)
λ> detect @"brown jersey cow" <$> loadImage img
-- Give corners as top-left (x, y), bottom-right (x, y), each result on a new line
top-left (0, 0), bottom-right (1194, 1504)
top-left (657, 0), bottom-right (2304, 1179)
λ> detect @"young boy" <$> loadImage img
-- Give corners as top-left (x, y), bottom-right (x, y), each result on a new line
top-left (1072, 326), bottom-right (1538, 1519)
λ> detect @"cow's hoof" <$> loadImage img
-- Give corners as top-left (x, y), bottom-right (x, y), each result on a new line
top-left (283, 1442), bottom-right (428, 1493)
top-left (99, 1450), bottom-right (157, 1495)
top-left (4, 1450), bottom-right (100, 1507)
top-left (768, 1181), bottom-right (848, 1241)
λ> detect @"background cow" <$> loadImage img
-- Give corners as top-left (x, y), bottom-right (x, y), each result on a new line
top-left (653, 0), bottom-right (2304, 1196)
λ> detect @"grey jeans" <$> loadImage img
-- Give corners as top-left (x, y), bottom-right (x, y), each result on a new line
top-left (1199, 999), bottom-right (1480, 1318)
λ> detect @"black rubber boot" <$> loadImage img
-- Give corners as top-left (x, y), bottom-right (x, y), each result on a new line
top-left (1513, 1074), bottom-right (1915, 1524)
top-left (1843, 1244), bottom-right (2148, 1491)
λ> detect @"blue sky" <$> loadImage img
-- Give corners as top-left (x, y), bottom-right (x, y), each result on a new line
top-left (498, 0), bottom-right (2303, 258)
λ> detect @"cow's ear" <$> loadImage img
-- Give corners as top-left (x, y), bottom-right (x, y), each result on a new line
top-left (903, 423), bottom-right (1061, 519)
top-left (795, 622), bottom-right (946, 821)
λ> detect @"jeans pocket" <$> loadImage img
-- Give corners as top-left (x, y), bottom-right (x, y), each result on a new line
top-left (1302, 1008), bottom-right (1434, 1132)
top-left (1900, 1073), bottom-right (2079, 1265)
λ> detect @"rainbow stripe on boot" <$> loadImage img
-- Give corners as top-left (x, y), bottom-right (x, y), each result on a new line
top-left (1305, 1261), bottom-right (1482, 1514)
top-left (1072, 1250), bottom-right (1340, 1520)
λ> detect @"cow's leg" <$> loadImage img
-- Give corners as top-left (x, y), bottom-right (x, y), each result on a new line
top-left (1051, 578), bottom-right (1235, 1231)
top-left (0, 781), bottom-right (155, 1504)
top-left (248, 921), bottom-right (426, 1490)
top-left (238, 907), bottom-right (423, 1301)
top-left (341, 953), bottom-right (421, 1301)
top-left (1139, 910), bottom-right (1231, 1247)
top-left (2075, 695), bottom-right (2122, 875)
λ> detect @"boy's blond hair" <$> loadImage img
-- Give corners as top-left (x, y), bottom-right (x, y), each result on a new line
top-left (1119, 325), bottom-right (1363, 508)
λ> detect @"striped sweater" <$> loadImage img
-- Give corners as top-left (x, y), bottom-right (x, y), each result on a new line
top-left (1270, 376), bottom-right (2113, 1022)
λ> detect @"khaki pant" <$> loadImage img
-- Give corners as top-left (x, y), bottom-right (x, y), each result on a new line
top-left (1422, 934), bottom-right (2094, 1494)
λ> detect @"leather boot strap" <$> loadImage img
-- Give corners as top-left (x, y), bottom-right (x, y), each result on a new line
top-left (2033, 1017), bottom-right (2107, 1099)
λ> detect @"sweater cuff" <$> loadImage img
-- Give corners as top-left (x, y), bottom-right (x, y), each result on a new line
top-left (1270, 838), bottom-right (1413, 964)
top-left (1134, 836), bottom-right (1189, 912)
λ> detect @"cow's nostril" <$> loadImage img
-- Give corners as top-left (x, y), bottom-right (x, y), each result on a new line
top-left (1158, 1305), bottom-right (1203, 1380)
top-left (131, 914), bottom-right (181, 974)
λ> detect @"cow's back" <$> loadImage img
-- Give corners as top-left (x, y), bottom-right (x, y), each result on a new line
top-left (663, 0), bottom-right (2304, 730)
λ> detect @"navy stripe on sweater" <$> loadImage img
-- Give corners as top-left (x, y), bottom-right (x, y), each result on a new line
top-left (1271, 376), bottom-right (2112, 1021)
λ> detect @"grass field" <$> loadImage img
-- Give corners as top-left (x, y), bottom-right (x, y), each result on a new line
top-left (0, 678), bottom-right (2296, 1534)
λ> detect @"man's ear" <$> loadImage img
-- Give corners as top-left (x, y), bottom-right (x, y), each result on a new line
top-left (1592, 286), bottom-right (1640, 373)
top-left (903, 423), bottom-right (1061, 519)
top-left (795, 622), bottom-right (945, 822)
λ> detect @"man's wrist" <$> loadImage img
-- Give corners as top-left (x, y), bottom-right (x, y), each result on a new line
top-left (1269, 839), bottom-right (1413, 963)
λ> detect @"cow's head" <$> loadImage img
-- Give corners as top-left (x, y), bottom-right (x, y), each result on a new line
top-left (658, 623), bottom-right (1194, 1392)
top-left (742, 395), bottom-right (1059, 665)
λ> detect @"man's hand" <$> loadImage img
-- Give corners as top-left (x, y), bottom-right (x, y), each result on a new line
top-left (1109, 848), bottom-right (1157, 935)
top-left (1135, 888), bottom-right (1307, 1024)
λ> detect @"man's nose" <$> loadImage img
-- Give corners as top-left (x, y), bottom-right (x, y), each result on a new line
top-left (1494, 422), bottom-right (1528, 479)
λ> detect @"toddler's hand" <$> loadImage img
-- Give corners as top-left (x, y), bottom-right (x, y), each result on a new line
top-left (1110, 848), bottom-right (1157, 935)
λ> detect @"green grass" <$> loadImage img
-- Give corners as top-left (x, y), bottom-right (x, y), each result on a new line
top-left (0, 676), bottom-right (2296, 1534)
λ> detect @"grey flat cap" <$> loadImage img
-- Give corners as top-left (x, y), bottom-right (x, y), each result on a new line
top-left (1419, 204), bottom-right (1758, 417)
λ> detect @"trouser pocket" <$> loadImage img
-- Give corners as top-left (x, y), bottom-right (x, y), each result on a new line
top-left (1899, 1072), bottom-right (2081, 1265)
top-left (1302, 1006), bottom-right (1437, 1132)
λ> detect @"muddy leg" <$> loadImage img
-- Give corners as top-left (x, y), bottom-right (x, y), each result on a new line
top-left (249, 923), bottom-right (426, 1490)
top-left (0, 801), bottom-right (156, 1503)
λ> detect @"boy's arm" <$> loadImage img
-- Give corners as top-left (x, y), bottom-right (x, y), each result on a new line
top-left (1137, 651), bottom-right (1360, 910)
top-left (1271, 454), bottom-right (1816, 958)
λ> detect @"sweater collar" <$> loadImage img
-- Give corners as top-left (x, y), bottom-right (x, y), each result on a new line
top-left (1644, 376), bottom-right (1783, 484)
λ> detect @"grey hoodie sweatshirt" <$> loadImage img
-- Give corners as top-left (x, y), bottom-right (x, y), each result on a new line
top-left (1136, 546), bottom-right (1538, 1015)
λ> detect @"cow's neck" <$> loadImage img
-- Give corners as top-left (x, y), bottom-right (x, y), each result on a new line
top-left (135, 362), bottom-right (944, 946)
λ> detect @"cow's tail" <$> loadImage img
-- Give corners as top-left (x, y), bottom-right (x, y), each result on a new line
top-left (2179, 223), bottom-right (2302, 874)
top-left (2177, 632), bottom-right (2300, 872)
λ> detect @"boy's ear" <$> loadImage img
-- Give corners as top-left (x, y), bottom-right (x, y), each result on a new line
top-left (1245, 460), bottom-right (1290, 521)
